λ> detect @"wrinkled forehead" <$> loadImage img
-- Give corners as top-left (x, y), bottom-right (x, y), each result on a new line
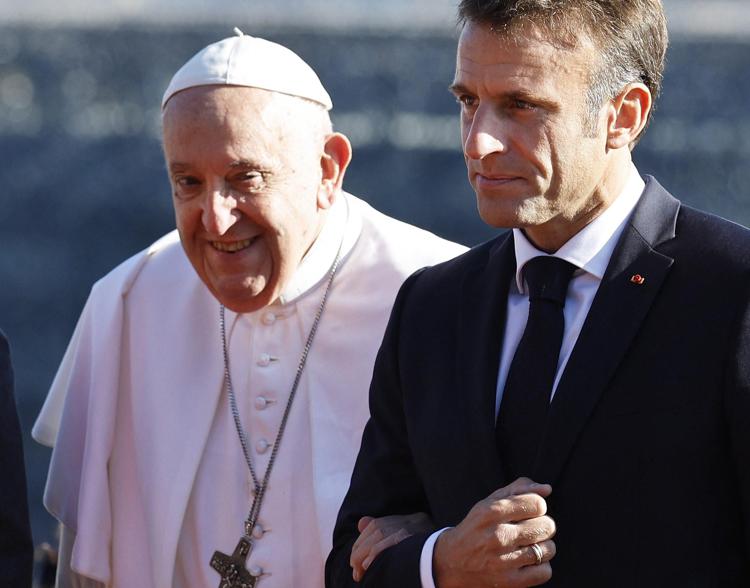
top-left (160, 85), bottom-right (330, 164)
top-left (165, 84), bottom-right (318, 115)
top-left (163, 85), bottom-right (268, 119)
top-left (161, 85), bottom-right (327, 135)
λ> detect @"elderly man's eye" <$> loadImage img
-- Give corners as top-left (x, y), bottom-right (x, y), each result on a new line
top-left (512, 99), bottom-right (536, 111)
top-left (235, 172), bottom-right (265, 189)
top-left (171, 175), bottom-right (202, 201)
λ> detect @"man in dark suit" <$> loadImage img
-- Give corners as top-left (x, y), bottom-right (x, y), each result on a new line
top-left (0, 330), bottom-right (33, 586)
top-left (327, 1), bottom-right (750, 586)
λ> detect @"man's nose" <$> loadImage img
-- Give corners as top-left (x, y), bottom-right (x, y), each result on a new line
top-left (202, 185), bottom-right (238, 235)
top-left (463, 108), bottom-right (508, 161)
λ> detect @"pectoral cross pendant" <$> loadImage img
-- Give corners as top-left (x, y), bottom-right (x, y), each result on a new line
top-left (210, 536), bottom-right (258, 588)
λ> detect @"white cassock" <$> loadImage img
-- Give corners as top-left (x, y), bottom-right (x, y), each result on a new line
top-left (33, 192), bottom-right (466, 588)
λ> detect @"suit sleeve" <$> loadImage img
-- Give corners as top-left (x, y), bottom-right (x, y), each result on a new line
top-left (325, 270), bottom-right (433, 587)
top-left (724, 274), bottom-right (750, 562)
top-left (0, 331), bottom-right (33, 587)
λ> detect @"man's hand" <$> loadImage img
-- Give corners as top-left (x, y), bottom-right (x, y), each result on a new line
top-left (350, 512), bottom-right (433, 582)
top-left (433, 477), bottom-right (556, 588)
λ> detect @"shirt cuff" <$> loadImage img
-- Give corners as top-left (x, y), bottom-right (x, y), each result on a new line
top-left (419, 527), bottom-right (450, 588)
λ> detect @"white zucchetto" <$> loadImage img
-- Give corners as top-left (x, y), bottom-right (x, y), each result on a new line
top-left (161, 28), bottom-right (333, 110)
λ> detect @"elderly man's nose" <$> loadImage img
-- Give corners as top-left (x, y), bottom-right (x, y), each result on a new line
top-left (202, 190), bottom-right (238, 235)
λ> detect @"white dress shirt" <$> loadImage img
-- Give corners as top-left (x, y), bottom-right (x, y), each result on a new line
top-left (419, 165), bottom-right (645, 587)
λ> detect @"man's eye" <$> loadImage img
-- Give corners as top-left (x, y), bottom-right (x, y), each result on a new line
top-left (175, 176), bottom-right (200, 187)
top-left (456, 94), bottom-right (477, 108)
top-left (235, 172), bottom-right (265, 189)
top-left (512, 99), bottom-right (536, 111)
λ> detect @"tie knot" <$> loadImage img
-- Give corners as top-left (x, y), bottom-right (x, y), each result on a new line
top-left (523, 256), bottom-right (577, 305)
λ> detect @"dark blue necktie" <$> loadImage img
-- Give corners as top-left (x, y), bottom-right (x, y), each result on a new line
top-left (496, 256), bottom-right (577, 481)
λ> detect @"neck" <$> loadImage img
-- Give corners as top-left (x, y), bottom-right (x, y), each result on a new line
top-left (524, 158), bottom-right (633, 253)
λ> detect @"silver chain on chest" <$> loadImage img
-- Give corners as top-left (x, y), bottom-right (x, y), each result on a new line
top-left (219, 225), bottom-right (345, 534)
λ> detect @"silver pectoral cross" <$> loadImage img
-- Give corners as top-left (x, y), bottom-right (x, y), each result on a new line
top-left (210, 536), bottom-right (258, 588)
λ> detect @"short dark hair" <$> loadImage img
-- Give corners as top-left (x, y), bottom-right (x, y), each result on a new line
top-left (457, 0), bottom-right (668, 141)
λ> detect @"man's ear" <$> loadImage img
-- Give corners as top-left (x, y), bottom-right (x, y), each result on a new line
top-left (606, 83), bottom-right (652, 150)
top-left (318, 132), bottom-right (353, 210)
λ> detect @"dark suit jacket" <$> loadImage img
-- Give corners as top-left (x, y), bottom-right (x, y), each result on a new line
top-left (327, 178), bottom-right (750, 587)
top-left (0, 331), bottom-right (33, 587)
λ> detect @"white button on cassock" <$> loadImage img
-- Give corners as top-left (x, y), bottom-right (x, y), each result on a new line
top-left (255, 438), bottom-right (271, 454)
top-left (254, 396), bottom-right (270, 410)
top-left (252, 524), bottom-right (265, 539)
top-left (261, 312), bottom-right (276, 326)
top-left (257, 353), bottom-right (272, 367)
top-left (249, 565), bottom-right (263, 577)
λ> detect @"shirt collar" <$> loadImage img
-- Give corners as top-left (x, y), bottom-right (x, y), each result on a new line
top-left (513, 164), bottom-right (645, 292)
top-left (277, 192), bottom-right (359, 305)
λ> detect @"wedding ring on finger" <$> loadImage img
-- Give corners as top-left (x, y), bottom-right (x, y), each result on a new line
top-left (530, 543), bottom-right (544, 566)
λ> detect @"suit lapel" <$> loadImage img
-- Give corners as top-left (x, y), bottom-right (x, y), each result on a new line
top-left (534, 178), bottom-right (680, 484)
top-left (457, 232), bottom-right (516, 483)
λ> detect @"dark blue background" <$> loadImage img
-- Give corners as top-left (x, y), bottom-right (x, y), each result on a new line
top-left (0, 25), bottom-right (747, 546)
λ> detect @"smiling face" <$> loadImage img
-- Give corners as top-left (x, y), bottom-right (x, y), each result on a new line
top-left (452, 22), bottom-right (628, 251)
top-left (162, 86), bottom-right (335, 313)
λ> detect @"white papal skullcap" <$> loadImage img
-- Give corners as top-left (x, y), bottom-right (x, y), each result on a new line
top-left (161, 28), bottom-right (333, 110)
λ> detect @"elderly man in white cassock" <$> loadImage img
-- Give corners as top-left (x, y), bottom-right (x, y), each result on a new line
top-left (33, 31), bottom-right (465, 588)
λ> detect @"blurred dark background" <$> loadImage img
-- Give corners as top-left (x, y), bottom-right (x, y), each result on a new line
top-left (0, 18), bottom-right (748, 575)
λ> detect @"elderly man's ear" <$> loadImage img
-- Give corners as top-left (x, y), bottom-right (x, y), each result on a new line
top-left (318, 132), bottom-right (353, 209)
top-left (606, 83), bottom-right (652, 150)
